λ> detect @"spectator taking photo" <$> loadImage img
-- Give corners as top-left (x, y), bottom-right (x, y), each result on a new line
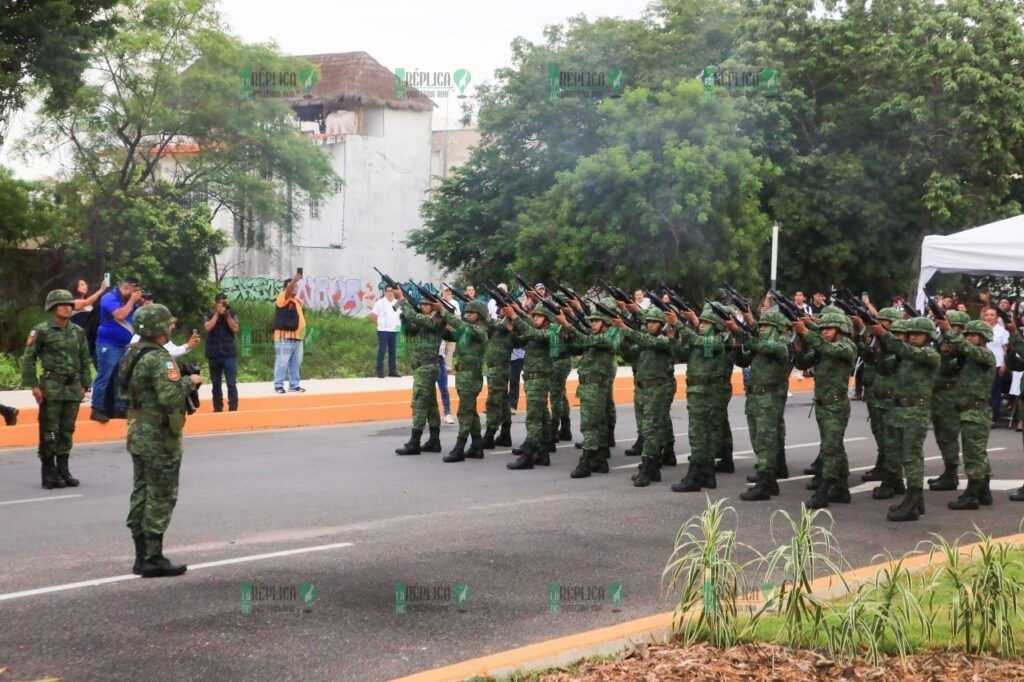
top-left (204, 293), bottom-right (240, 411)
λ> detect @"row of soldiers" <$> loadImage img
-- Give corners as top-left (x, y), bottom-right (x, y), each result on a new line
top-left (390, 281), bottom-right (1024, 522)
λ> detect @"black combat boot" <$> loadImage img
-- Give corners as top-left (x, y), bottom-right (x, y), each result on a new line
top-left (747, 471), bottom-right (762, 483)
top-left (1010, 485), bottom-right (1024, 502)
top-left (887, 487), bottom-right (924, 522)
top-left (670, 464), bottom-right (703, 493)
top-left (948, 479), bottom-right (982, 510)
top-left (140, 534), bottom-right (187, 578)
top-left (574, 441), bottom-right (583, 449)
top-left (592, 447), bottom-right (610, 474)
top-left (495, 422), bottom-right (513, 447)
top-left (512, 442), bottom-right (526, 456)
top-left (776, 450), bottom-right (789, 479)
top-left (480, 427), bottom-right (497, 450)
top-left (558, 415), bottom-right (572, 442)
top-left (633, 460), bottom-right (661, 487)
top-left (862, 451), bottom-right (885, 482)
top-left (570, 451), bottom-right (593, 479)
top-left (624, 436), bottom-right (643, 457)
top-left (698, 466), bottom-right (718, 489)
top-left (607, 426), bottom-right (615, 447)
top-left (714, 456), bottom-right (735, 474)
top-left (395, 428), bottom-right (423, 455)
top-left (1, 405), bottom-right (18, 426)
top-left (55, 454), bottom-right (80, 487)
top-left (466, 433), bottom-right (484, 459)
top-left (806, 473), bottom-right (823, 491)
top-left (978, 476), bottom-right (993, 506)
top-left (533, 445), bottom-right (551, 466)
top-left (827, 479), bottom-right (851, 504)
top-left (507, 442), bottom-right (535, 470)
top-left (927, 464), bottom-right (959, 491)
top-left (740, 476), bottom-right (779, 501)
top-left (807, 478), bottom-right (835, 509)
top-left (132, 534), bottom-right (146, 575)
top-left (39, 454), bottom-right (58, 489)
top-left (803, 455), bottom-right (821, 476)
top-left (872, 477), bottom-right (905, 500)
top-left (662, 441), bottom-right (677, 467)
top-left (443, 436), bottom-right (467, 463)
top-left (421, 427), bottom-right (442, 452)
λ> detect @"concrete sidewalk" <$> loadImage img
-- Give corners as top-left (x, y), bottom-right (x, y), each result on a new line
top-left (0, 366), bottom-right (815, 449)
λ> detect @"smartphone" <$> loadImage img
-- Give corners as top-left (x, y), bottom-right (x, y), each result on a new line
top-left (296, 267), bottom-right (303, 276)
top-left (103, 272), bottom-right (111, 287)
top-left (861, 291), bottom-right (869, 302)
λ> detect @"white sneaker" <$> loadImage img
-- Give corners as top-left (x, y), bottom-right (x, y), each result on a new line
top-left (444, 414), bottom-right (455, 425)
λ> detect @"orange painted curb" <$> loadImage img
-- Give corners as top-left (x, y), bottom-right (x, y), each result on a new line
top-left (391, 533), bottom-right (1024, 682)
top-left (0, 374), bottom-right (816, 449)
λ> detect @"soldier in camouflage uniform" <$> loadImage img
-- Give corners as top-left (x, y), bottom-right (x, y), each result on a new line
top-left (394, 289), bottom-right (453, 455)
top-left (20, 290), bottom-right (92, 489)
top-left (858, 307), bottom-right (901, 484)
top-left (937, 318), bottom-right (997, 510)
top-left (671, 306), bottom-right (733, 493)
top-left (792, 312), bottom-right (857, 508)
top-left (551, 352), bottom-right (573, 444)
top-left (556, 302), bottom-right (622, 478)
top-left (615, 307), bottom-right (677, 487)
top-left (729, 308), bottom-right (792, 501)
top-left (867, 316), bottom-right (940, 522)
top-left (481, 307), bottom-right (515, 450)
top-left (120, 304), bottom-right (202, 578)
top-left (870, 318), bottom-right (909, 499)
top-left (622, 334), bottom-right (644, 457)
top-left (441, 300), bottom-right (489, 462)
top-left (503, 304), bottom-right (556, 469)
top-left (1006, 320), bottom-right (1024, 502)
top-left (927, 310), bottom-right (971, 491)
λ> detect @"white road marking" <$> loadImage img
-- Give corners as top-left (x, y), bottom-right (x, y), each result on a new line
top-left (0, 542), bottom-right (354, 603)
top-left (0, 494), bottom-right (83, 507)
top-left (824, 447), bottom-right (1009, 493)
top-left (611, 438), bottom-right (868, 470)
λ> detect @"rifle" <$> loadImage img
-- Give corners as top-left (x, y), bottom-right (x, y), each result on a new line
top-left (589, 298), bottom-right (639, 330)
top-left (549, 278), bottom-right (590, 314)
top-left (547, 290), bottom-right (592, 334)
top-left (487, 281), bottom-right (527, 316)
top-left (902, 297), bottom-right (922, 318)
top-left (836, 287), bottom-right (878, 326)
top-left (723, 283), bottom-right (750, 314)
top-left (443, 282), bottom-right (471, 304)
top-left (599, 279), bottom-right (632, 305)
top-left (409, 281), bottom-right (456, 314)
top-left (922, 287), bottom-right (947, 322)
top-left (707, 300), bottom-right (753, 334)
top-left (373, 266), bottom-right (402, 292)
top-left (660, 284), bottom-right (695, 313)
top-left (513, 273), bottom-right (540, 299)
top-left (769, 288), bottom-right (805, 322)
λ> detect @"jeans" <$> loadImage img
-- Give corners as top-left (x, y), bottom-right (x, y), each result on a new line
top-left (376, 331), bottom-right (397, 375)
top-left (274, 340), bottom-right (303, 389)
top-left (990, 372), bottom-right (1003, 421)
top-left (508, 357), bottom-right (524, 408)
top-left (92, 341), bottom-right (127, 413)
top-left (209, 355), bottom-right (239, 411)
top-left (437, 356), bottom-right (451, 415)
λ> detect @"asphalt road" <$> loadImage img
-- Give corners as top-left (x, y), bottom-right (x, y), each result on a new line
top-left (1, 395), bottom-right (1023, 681)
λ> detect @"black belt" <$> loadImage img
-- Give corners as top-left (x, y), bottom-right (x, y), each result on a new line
top-left (686, 375), bottom-right (729, 387)
top-left (522, 370), bottom-right (550, 381)
top-left (42, 371), bottom-right (77, 386)
top-left (895, 396), bottom-right (930, 408)
top-left (871, 390), bottom-right (893, 400)
top-left (636, 378), bottom-right (669, 389)
top-left (957, 397), bottom-right (990, 411)
top-left (933, 380), bottom-right (957, 392)
top-left (814, 392), bottom-right (847, 407)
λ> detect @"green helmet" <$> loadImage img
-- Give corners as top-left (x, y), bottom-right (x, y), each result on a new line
top-left (134, 303), bottom-right (173, 338)
top-left (945, 310), bottom-right (970, 327)
top-left (699, 305), bottom-right (722, 330)
top-left (44, 289), bottom-right (75, 311)
top-left (644, 307), bottom-right (666, 324)
top-left (821, 304), bottom-right (846, 317)
top-left (906, 316), bottom-right (937, 339)
top-left (890, 319), bottom-right (909, 334)
top-left (819, 312), bottom-right (852, 335)
top-left (530, 306), bottom-right (556, 323)
top-left (465, 300), bottom-right (488, 318)
top-left (758, 308), bottom-right (790, 331)
top-left (876, 307), bottom-right (902, 322)
top-left (963, 319), bottom-right (993, 343)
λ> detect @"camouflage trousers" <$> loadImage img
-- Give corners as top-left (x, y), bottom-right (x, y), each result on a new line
top-left (632, 377), bottom-right (645, 442)
top-left (38, 399), bottom-right (79, 457)
top-left (686, 392), bottom-right (718, 469)
top-left (888, 406), bottom-right (929, 488)
top-left (959, 406), bottom-right (993, 480)
top-left (126, 433), bottom-right (183, 557)
top-left (713, 384), bottom-right (733, 460)
top-left (549, 358), bottom-right (572, 427)
top-left (638, 381), bottom-right (674, 472)
top-left (456, 370), bottom-right (483, 439)
top-left (523, 370), bottom-right (552, 447)
top-left (931, 389), bottom-right (961, 468)
top-left (745, 393), bottom-right (786, 478)
top-left (814, 399), bottom-right (850, 482)
top-left (576, 377), bottom-right (612, 452)
top-left (484, 369), bottom-right (511, 430)
top-left (605, 381), bottom-right (616, 447)
top-left (866, 398), bottom-right (892, 467)
top-left (411, 364), bottom-right (441, 430)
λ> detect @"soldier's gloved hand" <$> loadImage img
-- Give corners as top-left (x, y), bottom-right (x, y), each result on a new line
top-left (31, 386), bottom-right (44, 405)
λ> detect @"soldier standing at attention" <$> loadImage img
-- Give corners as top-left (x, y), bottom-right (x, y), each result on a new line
top-left (863, 316), bottom-right (940, 522)
top-left (120, 304), bottom-right (202, 577)
top-left (502, 303), bottom-right (556, 470)
top-left (927, 310), bottom-right (971, 491)
top-left (480, 304), bottom-right (515, 450)
top-left (440, 300), bottom-right (489, 462)
top-left (394, 288), bottom-right (452, 455)
top-left (20, 290), bottom-right (92, 489)
top-left (938, 318), bottom-right (997, 510)
top-left (792, 313), bottom-right (857, 508)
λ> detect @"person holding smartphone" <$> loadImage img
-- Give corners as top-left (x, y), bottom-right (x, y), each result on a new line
top-left (204, 293), bottom-right (240, 411)
top-left (273, 270), bottom-right (306, 393)
top-left (90, 276), bottom-right (142, 422)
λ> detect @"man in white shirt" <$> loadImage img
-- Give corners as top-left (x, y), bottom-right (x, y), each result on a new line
top-left (130, 317), bottom-right (198, 358)
top-left (633, 289), bottom-right (651, 310)
top-left (983, 307), bottom-right (1009, 422)
top-left (370, 286), bottom-right (402, 378)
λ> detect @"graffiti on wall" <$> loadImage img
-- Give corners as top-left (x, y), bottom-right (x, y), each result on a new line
top-left (221, 275), bottom-right (382, 316)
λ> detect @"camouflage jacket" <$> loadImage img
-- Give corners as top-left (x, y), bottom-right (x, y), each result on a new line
top-left (400, 300), bottom-right (454, 369)
top-left (858, 334), bottom-right (898, 399)
top-left (622, 328), bottom-right (676, 384)
top-left (512, 317), bottom-right (554, 376)
top-left (794, 331), bottom-right (856, 399)
top-left (674, 324), bottom-right (734, 394)
top-left (119, 340), bottom-right (194, 452)
top-left (442, 310), bottom-right (487, 373)
top-left (564, 326), bottom-right (622, 384)
top-left (20, 319), bottom-right (91, 400)
top-left (932, 342), bottom-right (964, 393)
top-left (732, 327), bottom-right (792, 395)
top-left (484, 318), bottom-right (515, 374)
top-left (944, 330), bottom-right (996, 414)
top-left (880, 334), bottom-right (939, 402)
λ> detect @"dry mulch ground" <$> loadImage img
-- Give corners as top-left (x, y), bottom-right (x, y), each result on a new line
top-left (537, 642), bottom-right (1024, 681)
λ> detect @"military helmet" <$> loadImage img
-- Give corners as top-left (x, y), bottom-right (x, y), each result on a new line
top-left (44, 289), bottom-right (75, 311)
top-left (465, 300), bottom-right (489, 318)
top-left (963, 319), bottom-right (993, 343)
top-left (698, 305), bottom-right (722, 329)
top-left (644, 307), bottom-right (666, 324)
top-left (876, 307), bottom-right (902, 322)
top-left (818, 312), bottom-right (852, 335)
top-left (530, 306), bottom-right (556, 323)
top-left (588, 310), bottom-right (609, 324)
top-left (890, 318), bottom-right (909, 334)
top-left (758, 308), bottom-right (790, 331)
top-left (906, 316), bottom-right (937, 339)
top-left (945, 310), bottom-right (970, 327)
top-left (134, 303), bottom-right (173, 338)
top-left (820, 304), bottom-right (846, 317)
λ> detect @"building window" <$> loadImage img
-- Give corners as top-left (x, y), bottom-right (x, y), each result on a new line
top-left (309, 195), bottom-right (320, 219)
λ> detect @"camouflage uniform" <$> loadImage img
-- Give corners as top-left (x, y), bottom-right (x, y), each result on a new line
top-left (395, 299), bottom-right (453, 455)
top-left (623, 308), bottom-right (677, 486)
top-left (793, 313), bottom-right (857, 507)
top-left (482, 316), bottom-right (514, 448)
top-left (732, 309), bottom-right (792, 500)
top-left (551, 353), bottom-right (573, 443)
top-left (859, 308), bottom-right (901, 484)
top-left (881, 317), bottom-right (940, 522)
top-left (671, 307), bottom-right (733, 492)
top-left (622, 338), bottom-right (644, 456)
top-left (441, 301), bottom-right (489, 461)
top-left (20, 290), bottom-right (91, 489)
top-left (120, 304), bottom-right (194, 577)
top-left (929, 313), bottom-right (969, 487)
top-left (508, 310), bottom-right (556, 468)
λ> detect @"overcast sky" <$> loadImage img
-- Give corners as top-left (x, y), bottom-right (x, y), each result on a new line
top-left (3, 0), bottom-right (651, 179)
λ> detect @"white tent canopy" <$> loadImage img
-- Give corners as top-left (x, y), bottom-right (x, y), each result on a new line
top-left (916, 214), bottom-right (1024, 308)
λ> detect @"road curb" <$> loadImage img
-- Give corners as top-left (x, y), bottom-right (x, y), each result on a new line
top-left (390, 532), bottom-right (1024, 682)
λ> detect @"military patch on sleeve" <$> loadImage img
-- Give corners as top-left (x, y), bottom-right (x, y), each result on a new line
top-left (26, 329), bottom-right (37, 346)
top-left (166, 360), bottom-right (180, 381)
